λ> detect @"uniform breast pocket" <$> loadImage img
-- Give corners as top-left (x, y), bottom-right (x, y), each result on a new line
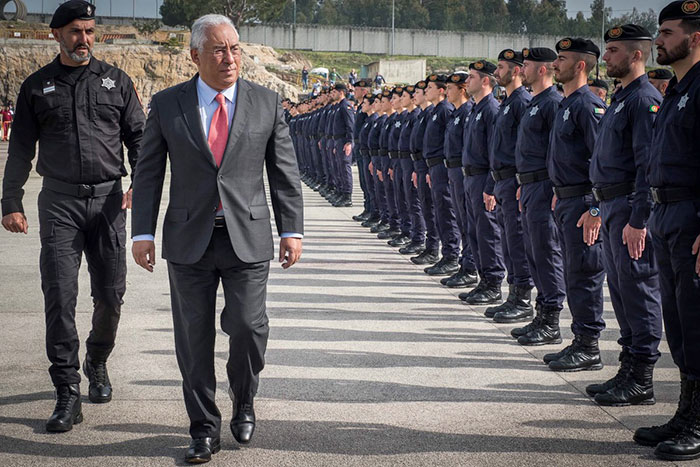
top-left (669, 111), bottom-right (697, 161)
top-left (96, 92), bottom-right (124, 128)
top-left (560, 120), bottom-right (577, 139)
top-left (34, 95), bottom-right (69, 131)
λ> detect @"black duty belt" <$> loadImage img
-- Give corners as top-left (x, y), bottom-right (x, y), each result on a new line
top-left (399, 151), bottom-right (412, 159)
top-left (43, 177), bottom-right (122, 198)
top-left (491, 166), bottom-right (518, 182)
top-left (462, 165), bottom-right (489, 177)
top-left (333, 135), bottom-right (345, 140)
top-left (388, 151), bottom-right (400, 159)
top-left (410, 151), bottom-right (423, 161)
top-left (425, 157), bottom-right (444, 168)
top-left (444, 158), bottom-right (462, 169)
top-left (553, 183), bottom-right (593, 199)
top-left (370, 149), bottom-right (380, 157)
top-left (516, 169), bottom-right (549, 185)
top-left (592, 182), bottom-right (635, 202)
top-left (360, 149), bottom-right (370, 157)
top-left (214, 216), bottom-right (226, 228)
top-left (650, 186), bottom-right (700, 204)
top-left (379, 150), bottom-right (389, 157)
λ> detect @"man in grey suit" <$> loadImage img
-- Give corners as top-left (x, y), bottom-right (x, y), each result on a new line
top-left (131, 14), bottom-right (303, 464)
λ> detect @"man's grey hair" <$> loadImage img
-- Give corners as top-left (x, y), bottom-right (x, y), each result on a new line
top-left (190, 14), bottom-right (238, 52)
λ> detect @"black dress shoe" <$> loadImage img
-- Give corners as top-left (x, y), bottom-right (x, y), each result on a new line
top-left (399, 241), bottom-right (425, 255)
top-left (83, 355), bottom-right (112, 403)
top-left (231, 402), bottom-right (256, 444)
top-left (411, 249), bottom-right (439, 265)
top-left (377, 229), bottom-right (401, 240)
top-left (424, 258), bottom-right (460, 276)
top-left (185, 437), bottom-right (221, 464)
top-left (46, 384), bottom-right (83, 433)
top-left (352, 211), bottom-right (370, 222)
top-left (370, 222), bottom-right (391, 233)
top-left (388, 235), bottom-right (411, 247)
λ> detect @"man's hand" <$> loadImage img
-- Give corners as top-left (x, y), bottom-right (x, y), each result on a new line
top-left (368, 161), bottom-right (375, 175)
top-left (483, 193), bottom-right (496, 212)
top-left (551, 194), bottom-right (558, 211)
top-left (279, 237), bottom-right (302, 269)
top-left (412, 171), bottom-right (418, 188)
top-left (132, 240), bottom-right (156, 272)
top-left (377, 170), bottom-right (384, 182)
top-left (576, 211), bottom-right (601, 246)
top-left (122, 188), bottom-right (133, 210)
top-left (692, 234), bottom-right (700, 275)
top-left (426, 174), bottom-right (431, 188)
top-left (344, 143), bottom-right (352, 157)
top-left (1, 212), bottom-right (28, 234)
top-left (388, 168), bottom-right (394, 181)
top-left (622, 224), bottom-right (646, 260)
top-left (516, 186), bottom-right (522, 212)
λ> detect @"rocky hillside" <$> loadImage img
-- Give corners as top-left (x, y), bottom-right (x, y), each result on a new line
top-left (0, 40), bottom-right (303, 107)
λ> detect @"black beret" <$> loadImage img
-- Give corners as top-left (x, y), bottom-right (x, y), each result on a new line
top-left (392, 86), bottom-right (404, 96)
top-left (447, 72), bottom-right (468, 84)
top-left (50, 0), bottom-right (95, 28)
top-left (415, 80), bottom-right (428, 90)
top-left (604, 24), bottom-right (653, 42)
top-left (334, 83), bottom-right (347, 91)
top-left (555, 37), bottom-right (600, 59)
top-left (427, 74), bottom-right (449, 83)
top-left (381, 89), bottom-right (392, 98)
top-left (587, 78), bottom-right (609, 91)
top-left (659, 0), bottom-right (700, 24)
top-left (404, 85), bottom-right (416, 95)
top-left (522, 47), bottom-right (558, 62)
top-left (355, 79), bottom-right (370, 88)
top-left (648, 68), bottom-right (674, 79)
top-left (469, 60), bottom-right (497, 76)
top-left (498, 49), bottom-right (524, 66)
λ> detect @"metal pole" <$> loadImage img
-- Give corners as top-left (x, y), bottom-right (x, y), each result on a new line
top-left (391, 0), bottom-right (395, 55)
top-left (110, 0), bottom-right (112, 17)
top-left (133, 0), bottom-right (136, 20)
top-left (293, 0), bottom-right (296, 50)
top-left (601, 0), bottom-right (605, 65)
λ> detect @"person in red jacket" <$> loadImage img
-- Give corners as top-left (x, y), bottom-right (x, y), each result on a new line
top-left (1, 105), bottom-right (12, 141)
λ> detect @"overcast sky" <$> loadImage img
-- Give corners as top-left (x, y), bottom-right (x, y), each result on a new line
top-left (20, 0), bottom-right (668, 20)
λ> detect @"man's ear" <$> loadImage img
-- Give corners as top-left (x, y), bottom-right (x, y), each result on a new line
top-left (190, 48), bottom-right (200, 67)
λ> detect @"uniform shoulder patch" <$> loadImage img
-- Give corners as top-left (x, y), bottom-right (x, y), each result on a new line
top-left (594, 107), bottom-right (605, 115)
top-left (649, 104), bottom-right (660, 113)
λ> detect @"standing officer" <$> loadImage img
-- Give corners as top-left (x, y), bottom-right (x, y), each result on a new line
top-left (588, 78), bottom-right (610, 102)
top-left (387, 87), bottom-right (411, 247)
top-left (588, 24), bottom-right (662, 407)
top-left (377, 89), bottom-right (402, 240)
top-left (635, 2), bottom-right (700, 461)
top-left (511, 47), bottom-right (567, 347)
top-left (330, 83), bottom-right (355, 207)
top-left (1, 0), bottom-right (144, 432)
top-left (647, 68), bottom-right (674, 95)
top-left (423, 74), bottom-right (460, 276)
top-left (488, 49), bottom-right (535, 322)
top-left (352, 80), bottom-right (374, 221)
top-left (544, 38), bottom-right (607, 373)
top-left (367, 93), bottom-right (390, 234)
top-left (459, 61), bottom-right (506, 306)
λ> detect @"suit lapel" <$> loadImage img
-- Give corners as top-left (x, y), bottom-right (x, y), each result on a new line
top-left (178, 75), bottom-right (217, 169)
top-left (221, 78), bottom-right (252, 164)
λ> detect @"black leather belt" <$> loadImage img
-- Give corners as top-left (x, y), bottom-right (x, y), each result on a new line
top-left (592, 182), bottom-right (635, 202)
top-left (516, 169), bottom-right (549, 185)
top-left (399, 151), bottom-right (412, 159)
top-left (360, 149), bottom-right (370, 157)
top-left (214, 216), bottom-right (226, 228)
top-left (370, 149), bottom-right (380, 157)
top-left (410, 152), bottom-right (423, 161)
top-left (379, 150), bottom-right (389, 157)
top-left (462, 165), bottom-right (489, 177)
top-left (43, 177), bottom-right (122, 198)
top-left (333, 135), bottom-right (345, 140)
top-left (553, 183), bottom-right (593, 199)
top-left (425, 157), bottom-right (444, 168)
top-left (491, 166), bottom-right (518, 182)
top-left (388, 151), bottom-right (400, 159)
top-left (444, 158), bottom-right (462, 169)
top-left (650, 186), bottom-right (700, 204)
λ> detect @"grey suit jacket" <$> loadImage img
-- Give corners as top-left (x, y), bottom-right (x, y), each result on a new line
top-left (131, 75), bottom-right (304, 264)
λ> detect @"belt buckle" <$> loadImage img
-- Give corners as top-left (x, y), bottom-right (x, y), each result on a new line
top-left (592, 187), bottom-right (603, 202)
top-left (650, 187), bottom-right (662, 204)
top-left (78, 184), bottom-right (94, 197)
top-left (515, 173), bottom-right (522, 185)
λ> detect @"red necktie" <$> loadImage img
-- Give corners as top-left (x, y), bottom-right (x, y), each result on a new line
top-left (208, 93), bottom-right (228, 211)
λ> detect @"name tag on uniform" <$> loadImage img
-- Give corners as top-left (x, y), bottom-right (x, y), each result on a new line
top-left (43, 79), bottom-right (55, 95)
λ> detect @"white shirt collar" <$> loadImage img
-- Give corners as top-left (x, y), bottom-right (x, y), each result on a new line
top-left (196, 76), bottom-right (237, 105)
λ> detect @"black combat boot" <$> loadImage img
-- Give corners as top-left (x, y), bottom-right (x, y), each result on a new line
top-left (493, 285), bottom-right (534, 323)
top-left (424, 257), bottom-right (460, 276)
top-left (484, 284), bottom-right (515, 318)
top-left (595, 356), bottom-right (655, 406)
top-left (388, 234), bottom-right (411, 247)
top-left (655, 380), bottom-right (700, 461)
top-left (458, 280), bottom-right (485, 301)
top-left (548, 335), bottom-right (603, 372)
top-left (46, 384), bottom-right (83, 432)
top-left (464, 280), bottom-right (502, 305)
top-left (411, 249), bottom-right (439, 265)
top-left (585, 348), bottom-right (632, 397)
top-left (511, 303), bottom-right (541, 338)
top-left (635, 373), bottom-right (693, 446)
top-left (352, 210), bottom-right (369, 221)
top-left (370, 221), bottom-right (390, 233)
top-left (83, 355), bottom-right (113, 403)
top-left (377, 228), bottom-right (401, 239)
top-left (399, 241), bottom-right (425, 255)
top-left (362, 214), bottom-right (381, 228)
top-left (517, 307), bottom-right (562, 346)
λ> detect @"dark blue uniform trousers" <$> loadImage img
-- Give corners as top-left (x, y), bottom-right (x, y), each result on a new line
top-left (326, 140), bottom-right (337, 189)
top-left (447, 166), bottom-right (477, 273)
top-left (335, 140), bottom-right (354, 195)
top-left (359, 154), bottom-right (376, 214)
top-left (428, 163), bottom-right (461, 260)
top-left (391, 158), bottom-right (411, 235)
top-left (553, 195), bottom-right (606, 338)
top-left (650, 200), bottom-right (700, 379)
top-left (370, 155), bottom-right (388, 222)
top-left (601, 196), bottom-right (662, 362)
top-left (319, 139), bottom-right (330, 185)
top-left (400, 158), bottom-right (425, 244)
top-left (381, 157), bottom-right (400, 230)
top-left (463, 173), bottom-right (505, 283)
top-left (415, 164), bottom-right (440, 251)
top-left (520, 180), bottom-right (566, 310)
top-left (494, 177), bottom-right (533, 287)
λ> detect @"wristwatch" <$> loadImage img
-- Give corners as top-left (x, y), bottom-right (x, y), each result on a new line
top-left (589, 206), bottom-right (600, 217)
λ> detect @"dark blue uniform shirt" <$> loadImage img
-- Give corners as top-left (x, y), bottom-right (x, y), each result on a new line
top-left (515, 86), bottom-right (562, 173)
top-left (359, 113), bottom-right (377, 150)
top-left (444, 101), bottom-right (472, 161)
top-left (547, 84), bottom-right (606, 187)
top-left (354, 108), bottom-right (367, 142)
top-left (591, 75), bottom-right (661, 228)
top-left (490, 86), bottom-right (532, 170)
top-left (399, 107), bottom-right (420, 152)
top-left (462, 93), bottom-right (500, 194)
top-left (410, 106), bottom-right (430, 154)
top-left (368, 114), bottom-right (386, 150)
top-left (388, 110), bottom-right (406, 152)
top-left (332, 98), bottom-right (355, 144)
top-left (423, 99), bottom-right (454, 161)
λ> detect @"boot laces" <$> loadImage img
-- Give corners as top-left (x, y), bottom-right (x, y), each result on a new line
top-left (91, 360), bottom-right (108, 387)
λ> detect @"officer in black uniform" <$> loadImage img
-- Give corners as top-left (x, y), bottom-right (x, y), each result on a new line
top-left (510, 47), bottom-right (567, 347)
top-left (588, 78), bottom-right (610, 102)
top-left (544, 37), bottom-right (607, 372)
top-left (330, 83), bottom-right (355, 207)
top-left (634, 2), bottom-right (700, 460)
top-left (588, 24), bottom-right (663, 407)
top-left (647, 68), bottom-right (674, 96)
top-left (387, 86), bottom-right (412, 246)
top-left (367, 92), bottom-right (390, 233)
top-left (352, 80), bottom-right (374, 221)
top-left (1, 0), bottom-right (144, 432)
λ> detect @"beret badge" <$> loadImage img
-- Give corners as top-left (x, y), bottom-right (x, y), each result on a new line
top-left (683, 0), bottom-right (700, 14)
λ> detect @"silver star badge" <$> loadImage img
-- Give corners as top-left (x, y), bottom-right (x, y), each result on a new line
top-left (395, 121), bottom-right (401, 128)
top-left (563, 108), bottom-right (570, 121)
top-left (454, 116), bottom-right (460, 125)
top-left (101, 77), bottom-right (116, 90)
top-left (614, 101), bottom-right (625, 114)
top-left (432, 114), bottom-right (437, 121)
top-left (529, 105), bottom-right (539, 117)
top-left (679, 94), bottom-right (689, 110)
top-left (475, 112), bottom-right (482, 121)
top-left (503, 104), bottom-right (511, 115)
top-left (373, 123), bottom-right (378, 128)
